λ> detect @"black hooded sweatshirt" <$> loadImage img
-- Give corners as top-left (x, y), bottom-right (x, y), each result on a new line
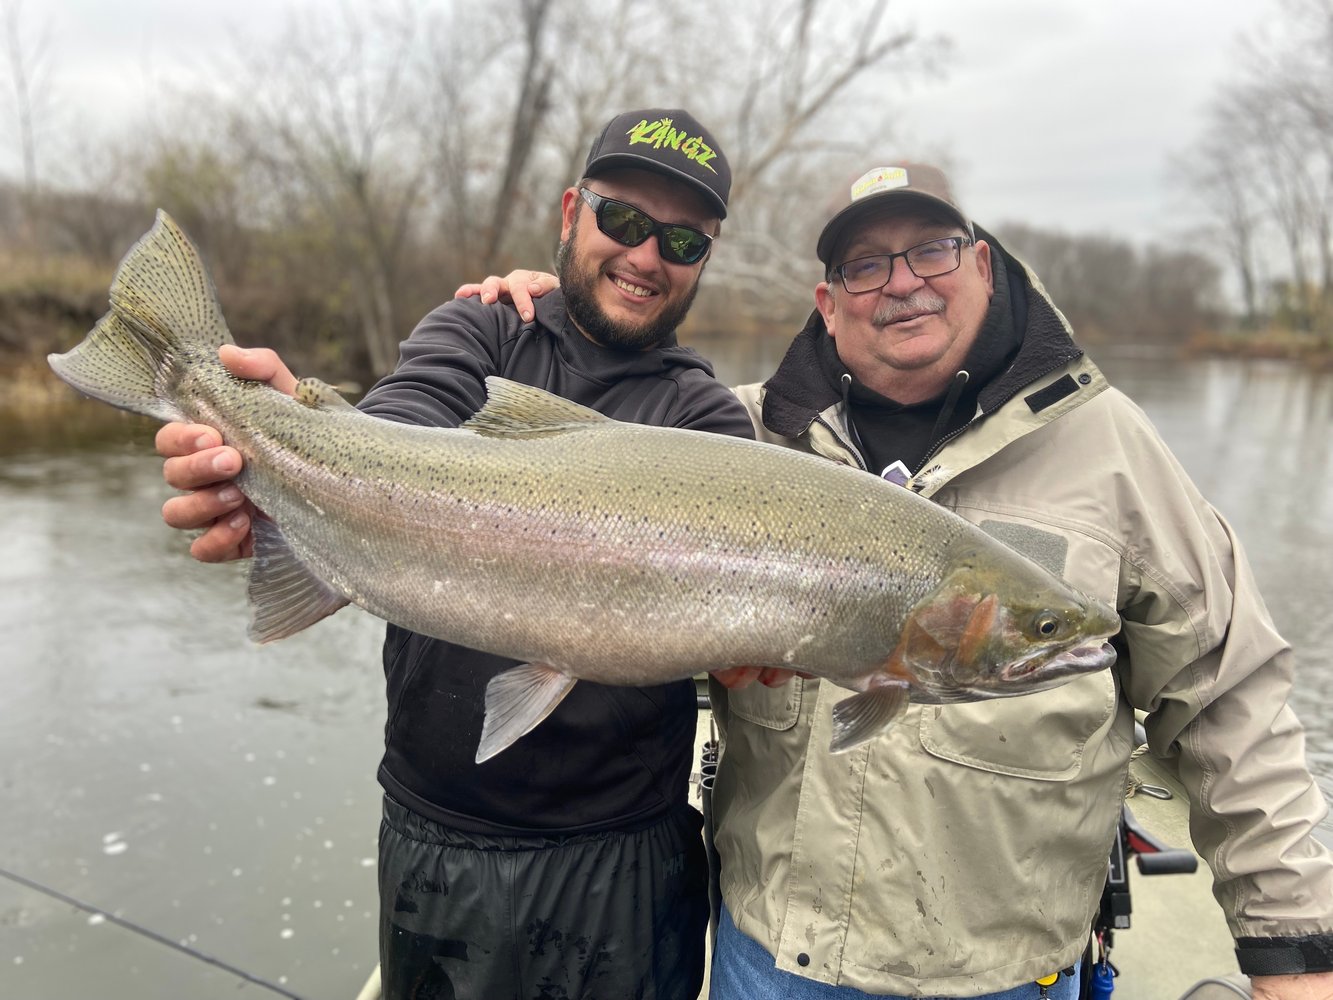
top-left (356, 290), bottom-right (754, 835)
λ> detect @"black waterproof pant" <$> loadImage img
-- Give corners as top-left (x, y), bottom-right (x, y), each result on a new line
top-left (378, 795), bottom-right (709, 1000)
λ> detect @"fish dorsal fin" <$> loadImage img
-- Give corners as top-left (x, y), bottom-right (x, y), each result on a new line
top-left (463, 376), bottom-right (611, 438)
top-left (476, 662), bottom-right (578, 762)
top-left (295, 377), bottom-right (358, 412)
top-left (829, 683), bottom-right (911, 753)
top-left (247, 518), bottom-right (351, 642)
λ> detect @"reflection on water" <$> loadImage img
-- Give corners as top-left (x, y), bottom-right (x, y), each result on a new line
top-left (1, 350), bottom-right (1330, 997)
top-left (1, 437), bottom-right (387, 998)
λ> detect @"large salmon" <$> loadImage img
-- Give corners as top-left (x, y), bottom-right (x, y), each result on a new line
top-left (49, 212), bottom-right (1119, 762)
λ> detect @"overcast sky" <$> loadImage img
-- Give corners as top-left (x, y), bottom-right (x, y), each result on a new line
top-left (897, 1), bottom-right (1265, 242)
top-left (8, 1), bottom-right (1270, 247)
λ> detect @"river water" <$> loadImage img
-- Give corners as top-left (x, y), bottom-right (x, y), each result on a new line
top-left (1, 346), bottom-right (1330, 999)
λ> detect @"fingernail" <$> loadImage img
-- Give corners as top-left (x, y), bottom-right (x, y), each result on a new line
top-left (195, 434), bottom-right (214, 450)
top-left (213, 454), bottom-right (235, 474)
top-left (481, 292), bottom-right (494, 303)
top-left (522, 310), bottom-right (533, 322)
top-left (218, 487), bottom-right (242, 504)
top-left (228, 512), bottom-right (249, 530)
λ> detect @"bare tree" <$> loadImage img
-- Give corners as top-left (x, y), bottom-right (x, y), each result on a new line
top-left (1, 0), bottom-right (55, 240)
top-left (416, 0), bottom-right (939, 326)
top-left (481, 0), bottom-right (557, 270)
top-left (221, 0), bottom-right (431, 373)
top-left (1171, 132), bottom-right (1264, 327)
top-left (1267, 0), bottom-right (1333, 301)
top-left (1180, 0), bottom-right (1333, 334)
top-left (997, 222), bottom-right (1218, 343)
top-left (719, 0), bottom-right (934, 202)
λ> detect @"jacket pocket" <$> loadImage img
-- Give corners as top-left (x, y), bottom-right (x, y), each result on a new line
top-left (727, 676), bottom-right (805, 731)
top-left (918, 669), bottom-right (1117, 780)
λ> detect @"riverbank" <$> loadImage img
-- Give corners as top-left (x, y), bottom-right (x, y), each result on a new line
top-left (1185, 327), bottom-right (1333, 368)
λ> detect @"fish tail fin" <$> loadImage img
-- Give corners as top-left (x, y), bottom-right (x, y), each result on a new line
top-left (47, 209), bottom-right (234, 421)
top-left (476, 664), bottom-right (577, 763)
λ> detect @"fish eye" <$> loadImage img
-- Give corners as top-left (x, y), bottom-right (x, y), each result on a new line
top-left (1033, 612), bottom-right (1061, 638)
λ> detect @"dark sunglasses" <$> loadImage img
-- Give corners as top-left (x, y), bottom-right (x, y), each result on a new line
top-left (578, 188), bottom-right (713, 265)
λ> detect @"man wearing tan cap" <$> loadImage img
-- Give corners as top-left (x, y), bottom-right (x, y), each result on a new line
top-left (706, 162), bottom-right (1333, 1000)
top-left (458, 160), bottom-right (1333, 1000)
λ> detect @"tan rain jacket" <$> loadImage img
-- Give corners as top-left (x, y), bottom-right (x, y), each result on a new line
top-left (711, 251), bottom-right (1333, 996)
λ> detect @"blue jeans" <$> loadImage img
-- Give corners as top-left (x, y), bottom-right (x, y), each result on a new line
top-left (710, 905), bottom-right (1080, 1000)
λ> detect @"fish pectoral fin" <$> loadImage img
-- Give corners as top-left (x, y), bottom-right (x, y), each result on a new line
top-left (463, 377), bottom-right (611, 438)
top-left (246, 518), bottom-right (351, 643)
top-left (294, 377), bottom-right (357, 412)
top-left (829, 684), bottom-right (911, 754)
top-left (477, 663), bottom-right (577, 763)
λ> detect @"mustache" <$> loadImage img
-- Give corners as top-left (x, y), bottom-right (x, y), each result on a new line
top-left (873, 293), bottom-right (947, 325)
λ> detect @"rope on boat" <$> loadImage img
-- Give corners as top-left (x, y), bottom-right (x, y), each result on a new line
top-left (0, 863), bottom-right (311, 1000)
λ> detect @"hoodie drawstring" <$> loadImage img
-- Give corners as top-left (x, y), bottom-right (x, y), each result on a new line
top-left (839, 373), bottom-right (870, 463)
top-left (927, 370), bottom-right (971, 447)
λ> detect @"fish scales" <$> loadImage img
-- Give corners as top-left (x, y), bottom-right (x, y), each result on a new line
top-left (189, 374), bottom-right (953, 684)
top-left (49, 211), bottom-right (1120, 761)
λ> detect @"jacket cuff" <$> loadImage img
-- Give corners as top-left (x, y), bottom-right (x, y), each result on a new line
top-left (1235, 935), bottom-right (1333, 975)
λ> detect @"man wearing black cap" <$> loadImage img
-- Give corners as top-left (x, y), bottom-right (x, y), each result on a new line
top-left (151, 108), bottom-right (752, 999)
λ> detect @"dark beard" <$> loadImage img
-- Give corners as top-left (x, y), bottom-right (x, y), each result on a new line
top-left (555, 216), bottom-right (702, 351)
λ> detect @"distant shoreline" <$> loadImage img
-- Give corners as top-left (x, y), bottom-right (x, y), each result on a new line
top-left (1184, 330), bottom-right (1333, 369)
top-left (6, 333), bottom-right (1333, 417)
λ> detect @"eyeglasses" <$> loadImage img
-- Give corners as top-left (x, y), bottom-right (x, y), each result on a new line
top-left (578, 188), bottom-right (713, 265)
top-left (831, 236), bottom-right (972, 294)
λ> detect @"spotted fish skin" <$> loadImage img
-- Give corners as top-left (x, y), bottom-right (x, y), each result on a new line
top-left (48, 211), bottom-right (1120, 762)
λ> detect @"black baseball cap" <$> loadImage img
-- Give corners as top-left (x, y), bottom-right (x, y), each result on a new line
top-left (584, 109), bottom-right (731, 219)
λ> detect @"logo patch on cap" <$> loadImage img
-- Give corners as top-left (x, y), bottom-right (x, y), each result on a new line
top-left (626, 117), bottom-right (719, 174)
top-left (850, 166), bottom-right (909, 202)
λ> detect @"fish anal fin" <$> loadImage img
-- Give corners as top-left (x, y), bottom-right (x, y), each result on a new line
top-left (463, 377), bottom-right (611, 438)
top-left (476, 663), bottom-right (577, 763)
top-left (295, 377), bottom-right (358, 412)
top-left (829, 683), bottom-right (910, 754)
top-left (247, 517), bottom-right (350, 642)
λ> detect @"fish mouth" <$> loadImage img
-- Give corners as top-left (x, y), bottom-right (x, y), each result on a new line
top-left (1001, 640), bottom-right (1117, 683)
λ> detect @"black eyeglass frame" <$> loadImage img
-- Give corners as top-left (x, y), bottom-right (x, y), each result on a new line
top-left (831, 235), bottom-right (974, 294)
top-left (577, 187), bottom-right (714, 265)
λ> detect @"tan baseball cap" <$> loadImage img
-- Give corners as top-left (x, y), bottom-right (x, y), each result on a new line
top-left (816, 162), bottom-right (974, 265)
